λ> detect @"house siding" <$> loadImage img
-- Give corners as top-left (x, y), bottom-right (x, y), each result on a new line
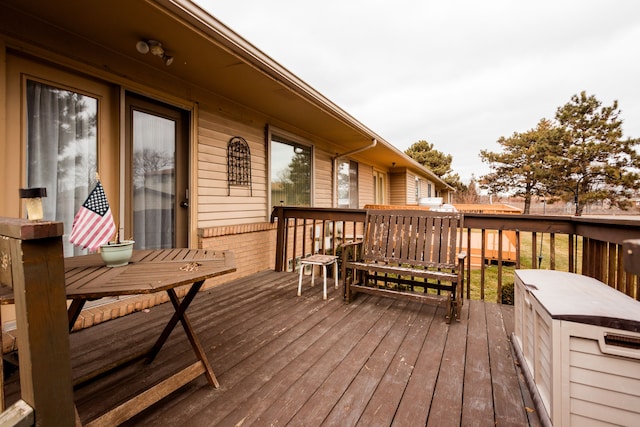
top-left (197, 108), bottom-right (268, 227)
top-left (314, 149), bottom-right (334, 207)
top-left (358, 163), bottom-right (374, 208)
top-left (389, 172), bottom-right (407, 205)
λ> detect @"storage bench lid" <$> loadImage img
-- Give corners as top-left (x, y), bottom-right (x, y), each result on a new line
top-left (515, 269), bottom-right (640, 332)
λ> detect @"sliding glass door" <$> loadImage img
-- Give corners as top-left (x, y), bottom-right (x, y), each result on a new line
top-left (126, 94), bottom-right (189, 249)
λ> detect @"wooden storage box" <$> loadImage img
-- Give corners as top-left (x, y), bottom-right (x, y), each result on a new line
top-left (513, 269), bottom-right (640, 426)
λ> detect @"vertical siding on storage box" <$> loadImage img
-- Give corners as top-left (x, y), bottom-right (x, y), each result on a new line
top-left (513, 269), bottom-right (640, 426)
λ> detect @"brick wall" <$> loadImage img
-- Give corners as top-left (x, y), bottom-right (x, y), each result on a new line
top-left (198, 222), bottom-right (278, 289)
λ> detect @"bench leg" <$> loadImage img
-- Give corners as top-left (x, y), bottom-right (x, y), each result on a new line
top-left (445, 291), bottom-right (462, 323)
top-left (333, 261), bottom-right (338, 289)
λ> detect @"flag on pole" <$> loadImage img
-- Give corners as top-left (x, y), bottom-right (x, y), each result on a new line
top-left (69, 180), bottom-right (116, 251)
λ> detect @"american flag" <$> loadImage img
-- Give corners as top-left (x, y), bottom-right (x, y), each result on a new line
top-left (69, 181), bottom-right (116, 251)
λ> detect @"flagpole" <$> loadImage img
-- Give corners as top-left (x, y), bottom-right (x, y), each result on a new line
top-left (96, 171), bottom-right (118, 243)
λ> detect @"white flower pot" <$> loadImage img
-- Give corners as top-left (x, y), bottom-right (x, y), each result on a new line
top-left (100, 240), bottom-right (135, 267)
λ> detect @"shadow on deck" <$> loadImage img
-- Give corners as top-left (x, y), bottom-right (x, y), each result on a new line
top-left (5, 270), bottom-right (542, 426)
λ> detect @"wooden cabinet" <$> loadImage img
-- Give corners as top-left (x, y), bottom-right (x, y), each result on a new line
top-left (513, 270), bottom-right (640, 426)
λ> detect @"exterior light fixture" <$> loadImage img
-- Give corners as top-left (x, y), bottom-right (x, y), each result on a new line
top-left (19, 187), bottom-right (47, 220)
top-left (135, 40), bottom-right (149, 54)
top-left (136, 39), bottom-right (174, 66)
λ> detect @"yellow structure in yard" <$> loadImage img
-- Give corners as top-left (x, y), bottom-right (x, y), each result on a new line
top-left (454, 204), bottom-right (522, 267)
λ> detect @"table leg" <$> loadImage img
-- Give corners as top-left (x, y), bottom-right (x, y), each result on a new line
top-left (145, 281), bottom-right (219, 388)
top-left (167, 288), bottom-right (219, 388)
top-left (68, 299), bottom-right (86, 332)
top-left (146, 281), bottom-right (203, 361)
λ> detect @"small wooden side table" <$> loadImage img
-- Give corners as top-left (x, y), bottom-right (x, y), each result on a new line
top-left (298, 254), bottom-right (339, 300)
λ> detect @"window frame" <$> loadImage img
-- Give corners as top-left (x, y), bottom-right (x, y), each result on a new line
top-left (267, 125), bottom-right (314, 212)
top-left (337, 159), bottom-right (359, 209)
top-left (373, 170), bottom-right (387, 205)
top-left (5, 54), bottom-right (117, 221)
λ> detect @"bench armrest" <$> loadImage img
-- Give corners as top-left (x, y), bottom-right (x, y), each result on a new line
top-left (457, 251), bottom-right (467, 260)
top-left (340, 240), bottom-right (362, 262)
top-left (341, 240), bottom-right (362, 249)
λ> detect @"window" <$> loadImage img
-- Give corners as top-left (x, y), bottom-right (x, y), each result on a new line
top-left (270, 136), bottom-right (312, 209)
top-left (337, 159), bottom-right (359, 208)
top-left (26, 80), bottom-right (98, 256)
top-left (415, 177), bottom-right (421, 202)
top-left (428, 183), bottom-right (433, 198)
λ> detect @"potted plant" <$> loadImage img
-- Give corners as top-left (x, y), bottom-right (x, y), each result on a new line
top-left (100, 231), bottom-right (135, 267)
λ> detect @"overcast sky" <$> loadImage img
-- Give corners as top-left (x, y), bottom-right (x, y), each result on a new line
top-left (195, 0), bottom-right (640, 182)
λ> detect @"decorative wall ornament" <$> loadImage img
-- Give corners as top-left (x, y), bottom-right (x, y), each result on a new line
top-left (227, 136), bottom-right (252, 196)
top-left (1, 251), bottom-right (9, 272)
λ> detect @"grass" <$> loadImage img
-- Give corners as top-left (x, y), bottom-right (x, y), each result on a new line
top-left (467, 232), bottom-right (583, 303)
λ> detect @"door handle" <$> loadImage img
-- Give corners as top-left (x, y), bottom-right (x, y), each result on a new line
top-left (180, 201), bottom-right (189, 208)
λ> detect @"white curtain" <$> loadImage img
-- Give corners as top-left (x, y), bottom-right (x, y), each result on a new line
top-left (26, 80), bottom-right (98, 256)
top-left (132, 111), bottom-right (175, 249)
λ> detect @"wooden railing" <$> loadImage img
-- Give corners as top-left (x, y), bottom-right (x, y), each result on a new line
top-left (0, 217), bottom-right (76, 425)
top-left (271, 207), bottom-right (640, 303)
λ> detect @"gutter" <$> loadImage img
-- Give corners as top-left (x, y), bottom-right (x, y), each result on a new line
top-left (332, 139), bottom-right (378, 207)
top-left (333, 138), bottom-right (377, 161)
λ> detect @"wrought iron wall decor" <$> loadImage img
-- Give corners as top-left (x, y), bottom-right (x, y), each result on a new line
top-left (227, 136), bottom-right (252, 195)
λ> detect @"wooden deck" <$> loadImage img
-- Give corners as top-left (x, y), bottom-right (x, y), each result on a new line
top-left (5, 270), bottom-right (542, 426)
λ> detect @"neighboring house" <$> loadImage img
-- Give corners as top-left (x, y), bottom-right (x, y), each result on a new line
top-left (0, 0), bottom-right (453, 325)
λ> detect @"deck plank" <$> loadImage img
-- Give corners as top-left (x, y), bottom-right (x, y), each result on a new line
top-left (2, 270), bottom-right (540, 426)
top-left (500, 304), bottom-right (543, 427)
top-left (461, 300), bottom-right (495, 426)
top-left (390, 304), bottom-right (449, 427)
top-left (357, 303), bottom-right (437, 426)
top-left (486, 302), bottom-right (533, 425)
top-left (250, 299), bottom-right (401, 426)
top-left (426, 299), bottom-right (470, 427)
top-left (212, 296), bottom-right (393, 426)
top-left (321, 299), bottom-right (416, 426)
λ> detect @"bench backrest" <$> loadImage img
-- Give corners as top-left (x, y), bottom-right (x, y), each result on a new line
top-left (362, 209), bottom-right (463, 269)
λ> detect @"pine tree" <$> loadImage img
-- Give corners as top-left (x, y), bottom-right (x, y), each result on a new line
top-left (546, 91), bottom-right (640, 215)
top-left (479, 119), bottom-right (559, 214)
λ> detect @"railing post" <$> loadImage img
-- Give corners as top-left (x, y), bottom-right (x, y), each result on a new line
top-left (271, 207), bottom-right (287, 272)
top-left (0, 218), bottom-right (76, 426)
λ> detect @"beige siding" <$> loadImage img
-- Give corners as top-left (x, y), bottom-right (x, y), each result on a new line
top-left (389, 172), bottom-right (407, 205)
top-left (314, 149), bottom-right (333, 207)
top-left (197, 109), bottom-right (268, 228)
top-left (416, 178), bottom-right (436, 200)
top-left (358, 163), bottom-right (374, 208)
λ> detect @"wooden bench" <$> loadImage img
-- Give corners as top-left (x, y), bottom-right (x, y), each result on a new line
top-left (341, 209), bottom-right (466, 323)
